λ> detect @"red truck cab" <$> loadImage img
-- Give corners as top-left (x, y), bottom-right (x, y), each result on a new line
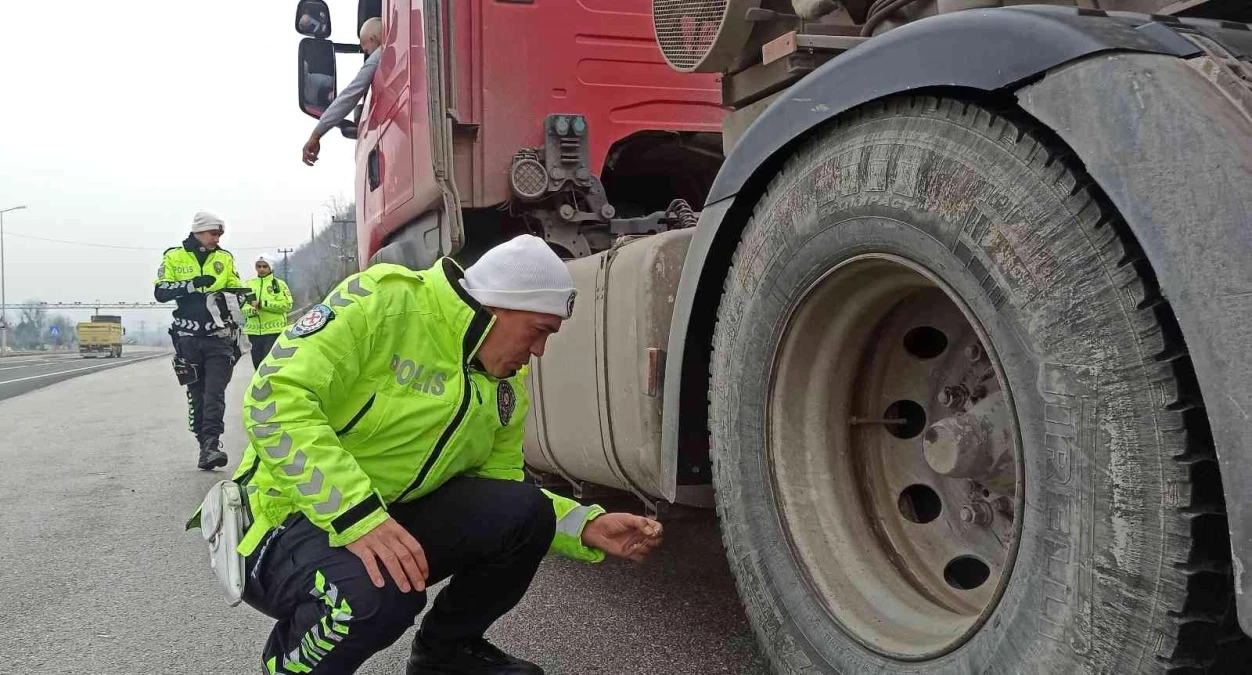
top-left (296, 0), bottom-right (724, 268)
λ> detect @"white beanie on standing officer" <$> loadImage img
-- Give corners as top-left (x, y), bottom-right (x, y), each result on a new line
top-left (461, 235), bottom-right (577, 319)
top-left (190, 211), bottom-right (225, 233)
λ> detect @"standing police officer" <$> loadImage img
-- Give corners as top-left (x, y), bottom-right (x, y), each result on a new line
top-left (208, 235), bottom-right (662, 674)
top-left (243, 253), bottom-right (294, 369)
top-left (154, 212), bottom-right (245, 470)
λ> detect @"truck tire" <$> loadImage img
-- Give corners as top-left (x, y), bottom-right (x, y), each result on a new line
top-left (708, 96), bottom-right (1235, 673)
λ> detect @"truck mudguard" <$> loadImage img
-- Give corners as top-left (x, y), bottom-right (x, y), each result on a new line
top-left (662, 6), bottom-right (1252, 630)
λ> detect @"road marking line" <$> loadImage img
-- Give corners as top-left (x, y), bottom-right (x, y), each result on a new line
top-left (0, 359), bottom-right (71, 371)
top-left (0, 356), bottom-right (153, 385)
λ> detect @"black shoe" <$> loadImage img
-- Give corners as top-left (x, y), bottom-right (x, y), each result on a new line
top-left (197, 437), bottom-right (228, 471)
top-left (407, 636), bottom-right (543, 675)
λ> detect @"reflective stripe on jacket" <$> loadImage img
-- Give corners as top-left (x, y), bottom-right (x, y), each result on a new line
top-left (223, 259), bottom-right (606, 562)
top-left (242, 275), bottom-right (293, 335)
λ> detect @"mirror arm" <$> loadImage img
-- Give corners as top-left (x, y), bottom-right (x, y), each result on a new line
top-left (333, 42), bottom-right (362, 54)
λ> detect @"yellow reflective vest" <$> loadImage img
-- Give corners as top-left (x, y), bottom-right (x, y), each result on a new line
top-left (153, 237), bottom-right (243, 336)
top-left (242, 275), bottom-right (293, 336)
top-left (220, 259), bottom-right (606, 562)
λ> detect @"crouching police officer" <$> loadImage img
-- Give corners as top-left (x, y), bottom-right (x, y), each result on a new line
top-left (243, 253), bottom-right (294, 369)
top-left (218, 235), bottom-right (662, 674)
top-left (154, 211), bottom-right (246, 470)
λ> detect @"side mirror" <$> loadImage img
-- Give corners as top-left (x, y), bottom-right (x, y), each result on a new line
top-left (295, 0), bottom-right (332, 39)
top-left (297, 38), bottom-right (337, 120)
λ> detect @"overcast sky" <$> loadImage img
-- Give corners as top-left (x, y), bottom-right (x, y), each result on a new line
top-left (0, 0), bottom-right (363, 325)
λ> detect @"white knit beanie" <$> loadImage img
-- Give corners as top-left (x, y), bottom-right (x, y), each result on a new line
top-left (462, 235), bottom-right (577, 319)
top-left (256, 252), bottom-right (277, 267)
top-left (191, 211), bottom-right (225, 233)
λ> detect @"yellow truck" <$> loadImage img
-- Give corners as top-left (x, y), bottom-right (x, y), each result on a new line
top-left (77, 315), bottom-right (123, 358)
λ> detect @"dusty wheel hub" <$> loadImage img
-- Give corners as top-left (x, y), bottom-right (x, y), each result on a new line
top-left (768, 254), bottom-right (1022, 659)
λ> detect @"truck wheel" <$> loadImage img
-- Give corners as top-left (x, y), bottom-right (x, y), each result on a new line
top-left (709, 96), bottom-right (1234, 673)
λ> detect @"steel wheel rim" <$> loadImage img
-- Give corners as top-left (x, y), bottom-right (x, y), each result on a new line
top-left (766, 252), bottom-right (1024, 660)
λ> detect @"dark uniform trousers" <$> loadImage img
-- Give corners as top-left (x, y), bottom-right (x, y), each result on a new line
top-left (176, 334), bottom-right (237, 443)
top-left (249, 333), bottom-right (279, 370)
top-left (244, 477), bottom-right (556, 674)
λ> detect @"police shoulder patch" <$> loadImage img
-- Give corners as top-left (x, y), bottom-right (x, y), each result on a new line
top-left (213, 260), bottom-right (225, 274)
top-left (290, 303), bottom-right (335, 338)
top-left (497, 380), bottom-right (517, 426)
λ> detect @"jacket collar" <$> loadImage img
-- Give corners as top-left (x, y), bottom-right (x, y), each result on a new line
top-left (428, 258), bottom-right (495, 365)
top-left (182, 234), bottom-right (216, 264)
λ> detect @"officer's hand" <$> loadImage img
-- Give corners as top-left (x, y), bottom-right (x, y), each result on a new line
top-left (303, 136), bottom-right (321, 166)
top-left (580, 512), bottom-right (663, 563)
top-left (191, 275), bottom-right (216, 290)
top-left (345, 517), bottom-right (429, 592)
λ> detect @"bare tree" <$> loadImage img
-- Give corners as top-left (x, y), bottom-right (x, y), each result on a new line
top-left (288, 199), bottom-right (358, 311)
top-left (13, 300), bottom-right (48, 350)
top-left (47, 314), bottom-right (76, 349)
top-left (18, 300), bottom-right (47, 329)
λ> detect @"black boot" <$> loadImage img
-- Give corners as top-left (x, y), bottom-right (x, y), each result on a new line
top-left (407, 636), bottom-right (542, 675)
top-left (197, 437), bottom-right (228, 471)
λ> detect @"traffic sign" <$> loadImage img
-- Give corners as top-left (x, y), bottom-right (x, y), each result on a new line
top-left (49, 326), bottom-right (60, 337)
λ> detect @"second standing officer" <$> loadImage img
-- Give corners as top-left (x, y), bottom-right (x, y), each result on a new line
top-left (243, 252), bottom-right (293, 368)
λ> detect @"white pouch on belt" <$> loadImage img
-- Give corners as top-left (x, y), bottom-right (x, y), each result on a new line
top-left (199, 479), bottom-right (247, 606)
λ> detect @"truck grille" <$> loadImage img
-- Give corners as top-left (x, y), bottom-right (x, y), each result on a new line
top-left (653, 0), bottom-right (733, 72)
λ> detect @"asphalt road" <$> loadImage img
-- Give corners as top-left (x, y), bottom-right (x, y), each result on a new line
top-left (0, 347), bottom-right (169, 401)
top-left (0, 357), bottom-right (767, 674)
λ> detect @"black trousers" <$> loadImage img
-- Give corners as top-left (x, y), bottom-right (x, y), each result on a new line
top-left (175, 334), bottom-right (237, 443)
top-left (249, 333), bottom-right (280, 369)
top-left (244, 477), bottom-right (556, 674)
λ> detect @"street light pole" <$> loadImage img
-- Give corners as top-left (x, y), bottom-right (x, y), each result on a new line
top-left (0, 205), bottom-right (28, 358)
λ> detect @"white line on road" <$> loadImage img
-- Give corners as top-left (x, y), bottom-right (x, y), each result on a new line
top-left (0, 356), bottom-right (151, 385)
top-left (0, 359), bottom-right (72, 371)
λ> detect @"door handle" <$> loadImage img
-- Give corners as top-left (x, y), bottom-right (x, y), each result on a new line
top-left (367, 147), bottom-right (381, 191)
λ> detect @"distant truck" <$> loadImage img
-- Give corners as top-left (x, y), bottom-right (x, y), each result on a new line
top-left (77, 315), bottom-right (123, 358)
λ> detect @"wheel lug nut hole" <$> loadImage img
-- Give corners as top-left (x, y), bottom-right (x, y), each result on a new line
top-left (898, 484), bottom-right (942, 524)
top-left (884, 400), bottom-right (926, 439)
top-left (902, 326), bottom-right (949, 359)
top-left (944, 556), bottom-right (991, 590)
